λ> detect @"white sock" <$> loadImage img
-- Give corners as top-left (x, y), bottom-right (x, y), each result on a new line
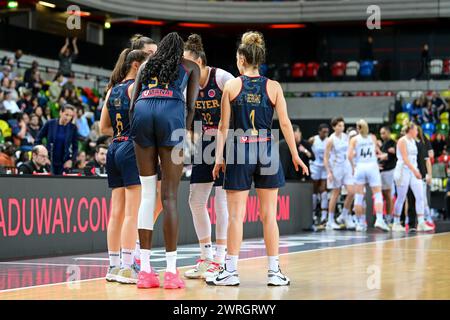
top-left (268, 256), bottom-right (279, 272)
top-left (417, 215), bottom-right (425, 224)
top-left (376, 212), bottom-right (384, 221)
top-left (201, 242), bottom-right (213, 261)
top-left (359, 215), bottom-right (366, 225)
top-left (225, 255), bottom-right (238, 272)
top-left (321, 210), bottom-right (328, 221)
top-left (166, 251), bottom-right (177, 274)
top-left (321, 191), bottom-right (328, 213)
top-left (341, 207), bottom-right (349, 219)
top-left (215, 244), bottom-right (227, 264)
top-left (328, 212), bottom-right (335, 221)
top-left (121, 248), bottom-right (133, 269)
top-left (394, 216), bottom-right (400, 224)
top-left (134, 240), bottom-right (140, 261)
top-left (141, 249), bottom-right (151, 273)
top-left (108, 251), bottom-right (120, 268)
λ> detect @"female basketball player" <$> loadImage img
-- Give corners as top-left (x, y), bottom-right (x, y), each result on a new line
top-left (183, 34), bottom-right (234, 280)
top-left (308, 124), bottom-right (329, 226)
top-left (392, 123), bottom-right (434, 232)
top-left (101, 49), bottom-right (149, 283)
top-left (130, 32), bottom-right (200, 289)
top-left (323, 117), bottom-right (355, 230)
top-left (209, 31), bottom-right (308, 286)
top-left (348, 119), bottom-right (390, 232)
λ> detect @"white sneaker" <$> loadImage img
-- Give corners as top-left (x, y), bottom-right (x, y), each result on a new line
top-left (374, 219), bottom-right (390, 232)
top-left (184, 259), bottom-right (212, 279)
top-left (355, 223), bottom-right (367, 232)
top-left (116, 266), bottom-right (139, 284)
top-left (344, 216), bottom-right (356, 229)
top-left (206, 268), bottom-right (240, 286)
top-left (336, 214), bottom-right (345, 225)
top-left (391, 222), bottom-right (406, 232)
top-left (267, 269), bottom-right (290, 286)
top-left (203, 261), bottom-right (223, 279)
top-left (326, 220), bottom-right (342, 230)
top-left (417, 221), bottom-right (434, 232)
top-left (105, 266), bottom-right (120, 282)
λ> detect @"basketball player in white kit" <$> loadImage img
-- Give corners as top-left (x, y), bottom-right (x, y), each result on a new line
top-left (308, 124), bottom-right (329, 225)
top-left (392, 123), bottom-right (434, 232)
top-left (323, 117), bottom-right (355, 230)
top-left (348, 119), bottom-right (390, 232)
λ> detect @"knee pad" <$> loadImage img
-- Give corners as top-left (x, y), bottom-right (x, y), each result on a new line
top-left (320, 191), bottom-right (328, 209)
top-left (189, 183), bottom-right (213, 240)
top-left (374, 192), bottom-right (383, 205)
top-left (214, 186), bottom-right (228, 240)
top-left (354, 193), bottom-right (364, 207)
top-left (137, 175), bottom-right (157, 230)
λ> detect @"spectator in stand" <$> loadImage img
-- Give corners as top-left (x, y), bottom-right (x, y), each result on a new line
top-left (35, 104), bottom-right (78, 175)
top-left (34, 106), bottom-right (46, 125)
top-left (18, 145), bottom-right (50, 175)
top-left (26, 70), bottom-right (43, 95)
top-left (2, 89), bottom-right (20, 114)
top-left (58, 37), bottom-right (79, 77)
top-left (0, 88), bottom-right (5, 114)
top-left (412, 94), bottom-right (426, 111)
top-left (0, 142), bottom-right (16, 169)
top-left (422, 100), bottom-right (437, 123)
top-left (87, 121), bottom-right (101, 154)
top-left (62, 72), bottom-right (76, 92)
top-left (279, 124), bottom-right (314, 180)
top-left (75, 150), bottom-right (87, 169)
top-left (8, 79), bottom-right (19, 101)
top-left (43, 106), bottom-right (52, 123)
top-left (432, 131), bottom-right (448, 158)
top-left (28, 113), bottom-right (42, 140)
top-left (3, 49), bottom-right (23, 69)
top-left (12, 113), bottom-right (34, 150)
top-left (75, 107), bottom-right (90, 140)
top-left (416, 43), bottom-right (430, 80)
top-left (360, 35), bottom-right (374, 61)
top-left (1, 76), bottom-right (10, 90)
top-left (0, 65), bottom-right (12, 81)
top-left (431, 91), bottom-right (448, 115)
top-left (49, 72), bottom-right (65, 102)
top-left (17, 89), bottom-right (33, 114)
top-left (24, 60), bottom-right (39, 85)
top-left (84, 144), bottom-right (107, 176)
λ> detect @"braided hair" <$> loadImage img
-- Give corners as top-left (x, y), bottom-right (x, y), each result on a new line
top-left (141, 32), bottom-right (184, 86)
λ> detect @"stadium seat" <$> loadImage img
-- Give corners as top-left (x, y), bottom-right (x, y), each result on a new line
top-left (370, 91), bottom-right (381, 96)
top-left (439, 112), bottom-right (449, 125)
top-left (441, 89), bottom-right (450, 99)
top-left (430, 59), bottom-right (443, 75)
top-left (291, 62), bottom-right (306, 79)
top-left (312, 92), bottom-right (325, 98)
top-left (396, 91), bottom-right (410, 99)
top-left (355, 91), bottom-right (367, 96)
top-left (402, 102), bottom-right (413, 113)
top-left (306, 62), bottom-right (320, 78)
top-left (396, 112), bottom-right (409, 125)
top-left (345, 61), bottom-right (359, 77)
top-left (391, 123), bottom-right (402, 135)
top-left (443, 59), bottom-right (450, 76)
top-left (411, 90), bottom-right (424, 98)
top-left (422, 122), bottom-right (436, 138)
top-left (359, 60), bottom-right (375, 77)
top-left (436, 122), bottom-right (449, 134)
top-left (0, 120), bottom-right (12, 139)
top-left (331, 61), bottom-right (346, 77)
top-left (384, 91), bottom-right (394, 96)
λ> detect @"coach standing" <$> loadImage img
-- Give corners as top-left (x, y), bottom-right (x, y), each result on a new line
top-left (379, 126), bottom-right (396, 222)
top-left (35, 104), bottom-right (78, 175)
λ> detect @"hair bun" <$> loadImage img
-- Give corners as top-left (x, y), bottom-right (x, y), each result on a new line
top-left (185, 34), bottom-right (204, 52)
top-left (131, 34), bottom-right (144, 42)
top-left (241, 31), bottom-right (264, 47)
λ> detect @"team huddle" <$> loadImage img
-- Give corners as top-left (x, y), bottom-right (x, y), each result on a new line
top-left (99, 29), bottom-right (434, 291)
top-left (100, 31), bottom-right (307, 289)
top-left (309, 118), bottom-right (435, 233)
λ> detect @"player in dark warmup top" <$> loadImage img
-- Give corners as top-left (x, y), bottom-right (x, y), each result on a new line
top-left (183, 34), bottom-right (235, 280)
top-left (129, 32), bottom-right (200, 289)
top-left (100, 49), bottom-right (149, 284)
top-left (209, 31), bottom-right (308, 287)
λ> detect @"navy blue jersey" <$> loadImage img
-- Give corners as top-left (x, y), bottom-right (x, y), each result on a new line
top-left (194, 67), bottom-right (222, 132)
top-left (107, 79), bottom-right (134, 139)
top-left (230, 75), bottom-right (274, 138)
top-left (137, 64), bottom-right (188, 102)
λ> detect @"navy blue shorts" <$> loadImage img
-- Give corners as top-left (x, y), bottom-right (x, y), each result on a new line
top-left (106, 140), bottom-right (140, 188)
top-left (191, 136), bottom-right (223, 186)
top-left (223, 138), bottom-right (285, 191)
top-left (131, 98), bottom-right (185, 148)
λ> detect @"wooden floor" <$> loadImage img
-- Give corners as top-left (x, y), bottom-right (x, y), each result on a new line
top-left (1, 232), bottom-right (449, 300)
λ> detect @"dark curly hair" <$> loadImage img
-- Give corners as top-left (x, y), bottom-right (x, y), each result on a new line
top-left (141, 32), bottom-right (184, 86)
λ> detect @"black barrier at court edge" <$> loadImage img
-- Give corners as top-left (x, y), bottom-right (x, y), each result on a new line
top-left (0, 176), bottom-right (313, 260)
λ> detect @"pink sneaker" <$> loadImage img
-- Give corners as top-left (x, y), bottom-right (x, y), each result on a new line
top-left (163, 270), bottom-right (186, 289)
top-left (137, 270), bottom-right (160, 289)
